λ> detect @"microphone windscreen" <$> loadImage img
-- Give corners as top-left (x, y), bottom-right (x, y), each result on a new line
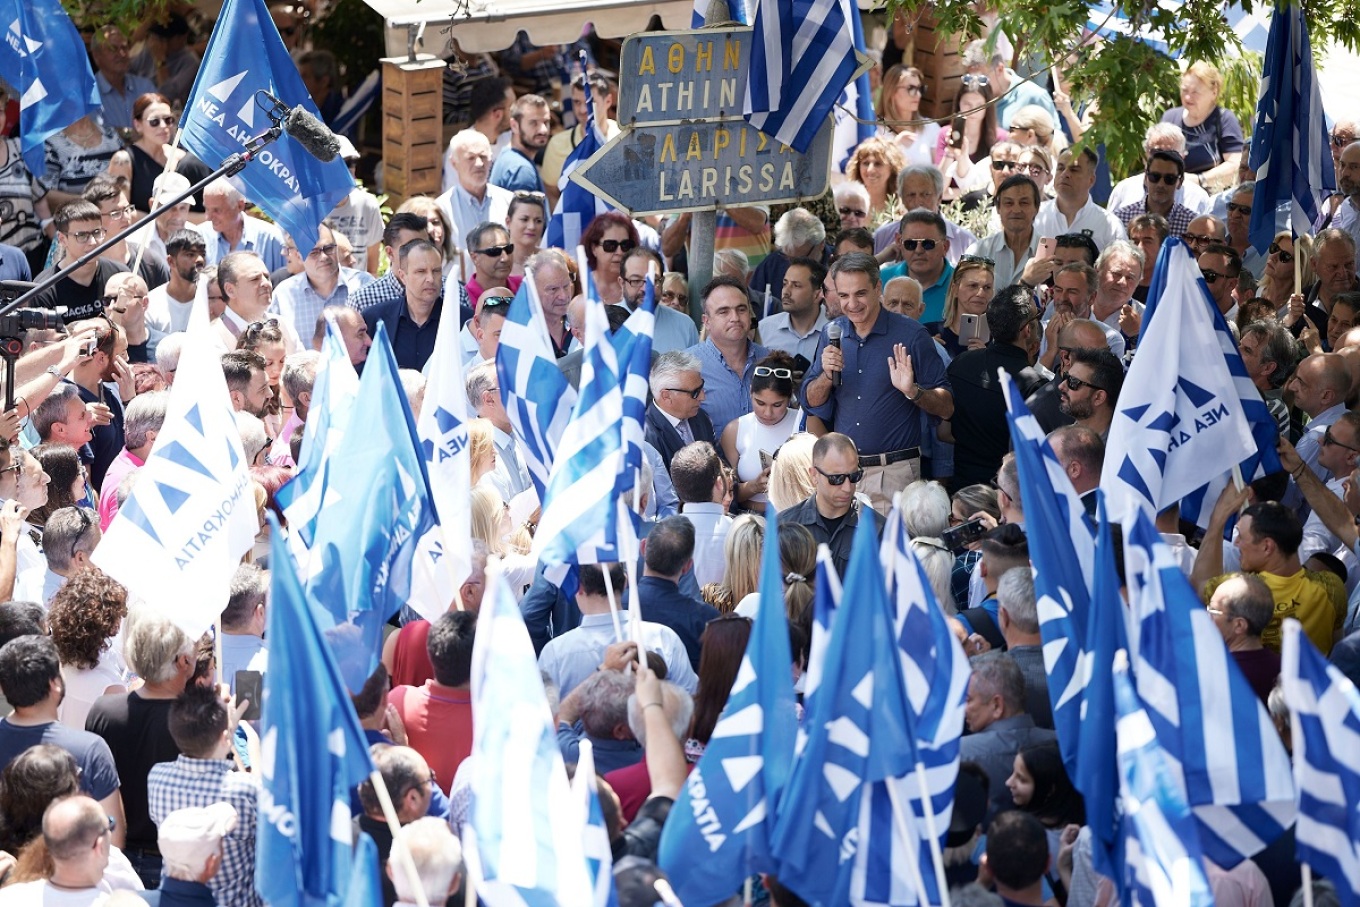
top-left (284, 107), bottom-right (341, 163)
top-left (827, 322), bottom-right (843, 341)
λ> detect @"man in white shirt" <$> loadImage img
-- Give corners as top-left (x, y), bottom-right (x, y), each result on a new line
top-left (465, 361), bottom-right (533, 504)
top-left (1034, 147), bottom-right (1126, 252)
top-left (668, 442), bottom-right (733, 589)
top-left (1090, 240), bottom-right (1145, 341)
top-left (437, 129), bottom-right (514, 280)
top-left (145, 229), bottom-right (206, 358)
top-left (0, 796), bottom-right (117, 905)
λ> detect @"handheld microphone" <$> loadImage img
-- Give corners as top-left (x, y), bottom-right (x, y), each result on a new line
top-left (254, 91), bottom-right (342, 163)
top-left (826, 322), bottom-right (843, 388)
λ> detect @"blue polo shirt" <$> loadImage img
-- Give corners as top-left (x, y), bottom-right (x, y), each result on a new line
top-left (882, 260), bottom-right (954, 325)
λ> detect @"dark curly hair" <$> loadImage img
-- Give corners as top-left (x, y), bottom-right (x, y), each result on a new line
top-left (47, 567), bottom-right (128, 670)
top-left (28, 443), bottom-right (83, 528)
top-left (0, 745), bottom-right (80, 855)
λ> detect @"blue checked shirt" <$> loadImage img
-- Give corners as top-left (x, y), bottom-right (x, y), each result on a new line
top-left (270, 267), bottom-right (373, 342)
top-left (195, 218), bottom-right (288, 272)
top-left (686, 338), bottom-right (770, 441)
top-left (147, 755), bottom-right (263, 907)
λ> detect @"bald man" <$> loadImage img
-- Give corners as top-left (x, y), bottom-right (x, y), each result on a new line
top-left (1025, 318), bottom-right (1110, 434)
top-left (1287, 352), bottom-right (1354, 518)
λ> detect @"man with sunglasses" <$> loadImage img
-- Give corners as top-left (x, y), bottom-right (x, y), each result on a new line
top-left (961, 41), bottom-right (1057, 129)
top-left (803, 253), bottom-right (953, 514)
top-left (464, 223), bottom-right (520, 303)
top-left (1297, 412), bottom-right (1360, 576)
top-left (470, 287), bottom-right (513, 365)
top-left (1113, 150), bottom-right (1197, 238)
top-left (783, 432), bottom-right (885, 578)
top-left (271, 223), bottom-right (370, 343)
top-left (645, 351), bottom-right (714, 465)
top-left (871, 166), bottom-right (977, 266)
top-left (1288, 353), bottom-right (1353, 497)
top-left (27, 201), bottom-right (130, 323)
top-left (1057, 347), bottom-right (1122, 441)
top-left (1198, 242), bottom-right (1244, 322)
top-left (1107, 124), bottom-right (1213, 215)
top-left (881, 210), bottom-right (952, 325)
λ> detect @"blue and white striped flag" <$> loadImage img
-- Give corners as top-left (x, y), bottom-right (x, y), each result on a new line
top-left (1002, 371), bottom-right (1095, 778)
top-left (657, 505), bottom-right (796, 906)
top-left (744, 0), bottom-right (860, 153)
top-left (771, 515), bottom-right (920, 905)
top-left (1125, 511), bottom-right (1295, 867)
top-left (573, 741), bottom-right (620, 907)
top-left (1101, 238), bottom-right (1276, 525)
top-left (1248, 0), bottom-right (1334, 254)
top-left (1281, 619), bottom-right (1360, 904)
top-left (549, 58), bottom-right (613, 251)
top-left (464, 562), bottom-right (592, 906)
top-left (496, 273), bottom-right (578, 501)
top-left (1112, 651), bottom-right (1215, 907)
top-left (611, 269), bottom-right (656, 502)
top-left (691, 0), bottom-right (747, 26)
top-left (532, 293), bottom-right (625, 594)
top-left (832, 0), bottom-right (875, 171)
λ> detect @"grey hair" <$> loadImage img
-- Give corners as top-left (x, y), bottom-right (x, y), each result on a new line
top-left (392, 818), bottom-right (464, 905)
top-left (834, 181), bottom-right (871, 207)
top-left (575, 669), bottom-right (636, 739)
top-left (1096, 239), bottom-right (1145, 274)
top-left (42, 507), bottom-right (99, 573)
top-left (626, 680), bottom-right (694, 745)
top-left (281, 351), bottom-right (320, 405)
top-left (970, 651), bottom-right (1027, 715)
top-left (1144, 122), bottom-right (1188, 155)
top-left (648, 350), bottom-right (703, 399)
top-left (155, 333), bottom-right (185, 374)
top-left (773, 208), bottom-right (826, 255)
top-left (525, 250), bottom-right (569, 281)
top-left (234, 411), bottom-right (268, 464)
top-left (902, 480), bottom-right (951, 538)
top-left (123, 391), bottom-right (169, 451)
top-left (1240, 320), bottom-right (1302, 390)
top-left (31, 384), bottom-right (82, 441)
top-left (899, 164), bottom-right (945, 198)
top-left (202, 177), bottom-right (242, 204)
top-left (961, 39), bottom-right (1005, 70)
top-left (910, 538), bottom-right (957, 614)
top-left (713, 248), bottom-right (750, 279)
top-left (465, 361), bottom-right (498, 411)
top-left (447, 127), bottom-right (491, 161)
top-left (997, 567), bottom-right (1038, 634)
top-left (123, 605), bottom-right (193, 682)
top-left (222, 563), bottom-right (268, 631)
top-left (1233, 180), bottom-right (1256, 197)
top-left (398, 369), bottom-right (426, 414)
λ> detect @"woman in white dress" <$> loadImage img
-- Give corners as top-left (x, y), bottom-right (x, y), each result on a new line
top-left (720, 351), bottom-right (802, 514)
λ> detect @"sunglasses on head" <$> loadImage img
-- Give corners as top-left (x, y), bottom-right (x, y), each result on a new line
top-left (473, 243), bottom-right (514, 257)
top-left (815, 465), bottom-right (863, 486)
top-left (599, 239), bottom-right (636, 253)
top-left (1145, 171), bottom-right (1180, 185)
top-left (958, 253), bottom-right (995, 268)
top-left (960, 73), bottom-right (990, 89)
top-left (754, 366), bottom-right (792, 379)
top-left (902, 239), bottom-right (938, 252)
top-left (1269, 242), bottom-right (1294, 263)
top-left (480, 295), bottom-right (514, 310)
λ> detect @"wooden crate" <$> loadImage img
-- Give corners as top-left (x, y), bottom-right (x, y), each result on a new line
top-left (912, 9), bottom-right (966, 122)
top-left (381, 55), bottom-right (447, 207)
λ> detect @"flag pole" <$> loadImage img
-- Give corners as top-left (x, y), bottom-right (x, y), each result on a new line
top-left (910, 762), bottom-right (952, 907)
top-left (625, 488), bottom-right (645, 666)
top-left (885, 781), bottom-right (938, 907)
top-left (131, 128), bottom-right (187, 278)
top-left (601, 562), bottom-right (625, 643)
top-left (368, 767), bottom-right (432, 907)
top-left (1284, 627), bottom-right (1315, 907)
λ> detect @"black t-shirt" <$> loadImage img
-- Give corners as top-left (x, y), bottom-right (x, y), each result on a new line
top-left (77, 381), bottom-right (125, 494)
top-left (129, 144), bottom-right (212, 214)
top-left (130, 244), bottom-right (171, 292)
top-left (85, 693), bottom-right (180, 852)
top-left (31, 259), bottom-right (128, 322)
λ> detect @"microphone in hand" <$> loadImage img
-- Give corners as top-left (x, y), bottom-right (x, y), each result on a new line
top-left (826, 322), bottom-right (842, 388)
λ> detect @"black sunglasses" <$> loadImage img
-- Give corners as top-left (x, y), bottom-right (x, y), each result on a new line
top-left (958, 254), bottom-right (996, 267)
top-left (1063, 373), bottom-right (1107, 393)
top-left (1200, 269), bottom-right (1226, 283)
top-left (838, 206), bottom-right (867, 218)
top-left (1145, 171), bottom-right (1180, 185)
top-left (665, 383), bottom-right (704, 399)
top-left (480, 295), bottom-right (514, 310)
top-left (991, 160), bottom-right (1018, 171)
top-left (1324, 425), bottom-right (1360, 454)
top-left (473, 243), bottom-right (514, 257)
top-left (815, 465), bottom-right (863, 486)
top-left (1269, 242), bottom-right (1294, 263)
top-left (599, 239), bottom-right (636, 253)
top-left (1226, 202), bottom-right (1253, 216)
top-left (902, 239), bottom-right (939, 252)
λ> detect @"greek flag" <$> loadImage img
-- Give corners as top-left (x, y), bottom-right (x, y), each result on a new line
top-left (1125, 512), bottom-right (1295, 867)
top-left (611, 271), bottom-right (656, 501)
top-left (497, 274), bottom-right (577, 500)
top-left (657, 505), bottom-right (796, 906)
top-left (548, 56), bottom-right (612, 252)
top-left (1112, 651), bottom-right (1215, 907)
top-left (93, 294), bottom-right (258, 640)
top-left (410, 279), bottom-right (474, 619)
top-left (573, 741), bottom-right (620, 907)
top-left (464, 561), bottom-right (592, 906)
top-left (532, 294), bottom-right (625, 593)
top-left (1248, 0), bottom-right (1334, 254)
top-left (256, 516), bottom-right (374, 907)
top-left (0, 0), bottom-right (100, 173)
top-left (1001, 371), bottom-right (1095, 777)
top-left (1101, 237), bottom-right (1275, 525)
top-left (832, 0), bottom-right (875, 172)
top-left (179, 0), bottom-right (353, 255)
top-left (691, 0), bottom-right (747, 26)
top-left (1281, 619), bottom-right (1360, 904)
top-left (303, 323), bottom-right (437, 692)
top-left (801, 543), bottom-right (842, 738)
top-left (851, 499), bottom-right (969, 906)
top-left (745, 0), bottom-right (861, 153)
top-left (771, 515), bottom-right (920, 905)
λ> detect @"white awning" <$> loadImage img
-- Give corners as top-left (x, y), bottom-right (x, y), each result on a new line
top-left (368, 0), bottom-right (697, 55)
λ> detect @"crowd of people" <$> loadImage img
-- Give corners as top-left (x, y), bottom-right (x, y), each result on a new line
top-left (0, 3), bottom-right (1359, 906)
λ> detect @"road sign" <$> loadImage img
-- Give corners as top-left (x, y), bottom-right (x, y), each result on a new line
top-left (616, 27), bottom-right (753, 126)
top-left (569, 118), bottom-right (833, 217)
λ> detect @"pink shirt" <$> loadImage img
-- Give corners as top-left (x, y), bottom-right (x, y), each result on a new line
top-left (98, 448), bottom-right (145, 531)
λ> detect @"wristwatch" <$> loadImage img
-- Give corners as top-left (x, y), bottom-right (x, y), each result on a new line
top-left (45, 365), bottom-right (63, 379)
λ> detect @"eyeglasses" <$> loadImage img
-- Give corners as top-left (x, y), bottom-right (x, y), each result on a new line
top-left (1063, 373), bottom-right (1107, 393)
top-left (902, 239), bottom-right (939, 252)
top-left (1226, 202), bottom-right (1253, 216)
top-left (1145, 171), bottom-right (1180, 185)
top-left (1017, 163), bottom-right (1050, 176)
top-left (958, 254), bottom-right (995, 267)
top-left (621, 276), bottom-right (649, 288)
top-left (599, 239), bottom-right (636, 254)
top-left (68, 508), bottom-right (93, 563)
top-left (1324, 425), bottom-right (1360, 454)
top-left (1183, 233), bottom-right (1216, 246)
top-left (661, 291), bottom-right (685, 301)
top-left (1269, 242), bottom-right (1294, 263)
top-left (102, 204), bottom-right (136, 221)
top-left (991, 160), bottom-right (1018, 171)
top-left (1332, 134), bottom-right (1352, 147)
top-left (665, 383), bottom-right (704, 399)
top-left (66, 227), bottom-right (107, 244)
top-left (838, 206), bottom-right (867, 218)
top-left (0, 462), bottom-right (22, 479)
top-left (960, 73), bottom-right (990, 89)
top-left (473, 243), bottom-right (514, 257)
top-left (145, 116), bottom-right (174, 128)
top-left (815, 465), bottom-right (863, 485)
top-left (307, 243), bottom-right (338, 258)
top-left (754, 366), bottom-right (792, 379)
top-left (1201, 269), bottom-right (1226, 283)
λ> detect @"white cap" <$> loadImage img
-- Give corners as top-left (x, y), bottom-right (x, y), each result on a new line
top-left (159, 803), bottom-right (238, 878)
top-left (152, 171), bottom-right (196, 208)
top-left (335, 135), bottom-right (360, 161)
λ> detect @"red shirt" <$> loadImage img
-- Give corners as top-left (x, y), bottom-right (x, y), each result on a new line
top-left (387, 681), bottom-right (472, 796)
top-left (390, 621), bottom-right (435, 689)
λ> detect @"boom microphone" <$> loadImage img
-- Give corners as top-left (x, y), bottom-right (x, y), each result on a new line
top-left (826, 322), bottom-right (842, 388)
top-left (254, 91), bottom-right (341, 163)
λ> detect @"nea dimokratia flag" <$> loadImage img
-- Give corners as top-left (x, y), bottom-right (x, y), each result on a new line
top-left (93, 297), bottom-right (257, 640)
top-left (178, 0), bottom-right (352, 254)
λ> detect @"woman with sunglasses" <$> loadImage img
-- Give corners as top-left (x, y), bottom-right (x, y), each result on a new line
top-left (937, 77), bottom-right (1005, 201)
top-left (877, 65), bottom-right (940, 167)
top-left (846, 138), bottom-right (907, 225)
top-left (720, 352), bottom-right (802, 514)
top-left (0, 445), bottom-right (51, 604)
top-left (934, 257), bottom-right (997, 359)
top-left (505, 192), bottom-right (547, 280)
top-left (581, 212), bottom-right (640, 306)
top-left (127, 94), bottom-right (211, 215)
top-left (1258, 232), bottom-right (1317, 337)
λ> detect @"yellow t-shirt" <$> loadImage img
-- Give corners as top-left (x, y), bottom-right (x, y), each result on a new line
top-left (1204, 569), bottom-right (1346, 655)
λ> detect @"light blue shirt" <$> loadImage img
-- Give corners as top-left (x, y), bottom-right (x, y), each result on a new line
top-left (993, 69), bottom-right (1059, 128)
top-left (435, 182), bottom-right (514, 275)
top-left (687, 337), bottom-right (770, 441)
top-left (538, 612), bottom-right (698, 699)
top-left (489, 147), bottom-right (544, 193)
top-left (758, 309), bottom-right (828, 364)
top-left (270, 267), bottom-right (372, 342)
top-left (652, 303), bottom-right (700, 355)
top-left (96, 71), bottom-right (157, 129)
top-left (195, 217), bottom-right (288, 272)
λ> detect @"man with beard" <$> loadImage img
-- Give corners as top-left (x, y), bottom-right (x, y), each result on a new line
top-left (622, 247), bottom-right (699, 354)
top-left (0, 635), bottom-right (126, 846)
top-left (491, 94), bottom-right (551, 193)
top-left (1057, 346), bottom-right (1122, 441)
top-left (221, 351), bottom-right (271, 419)
top-left (147, 228), bottom-right (205, 356)
top-left (67, 317), bottom-right (132, 492)
top-left (1329, 141), bottom-right (1360, 273)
